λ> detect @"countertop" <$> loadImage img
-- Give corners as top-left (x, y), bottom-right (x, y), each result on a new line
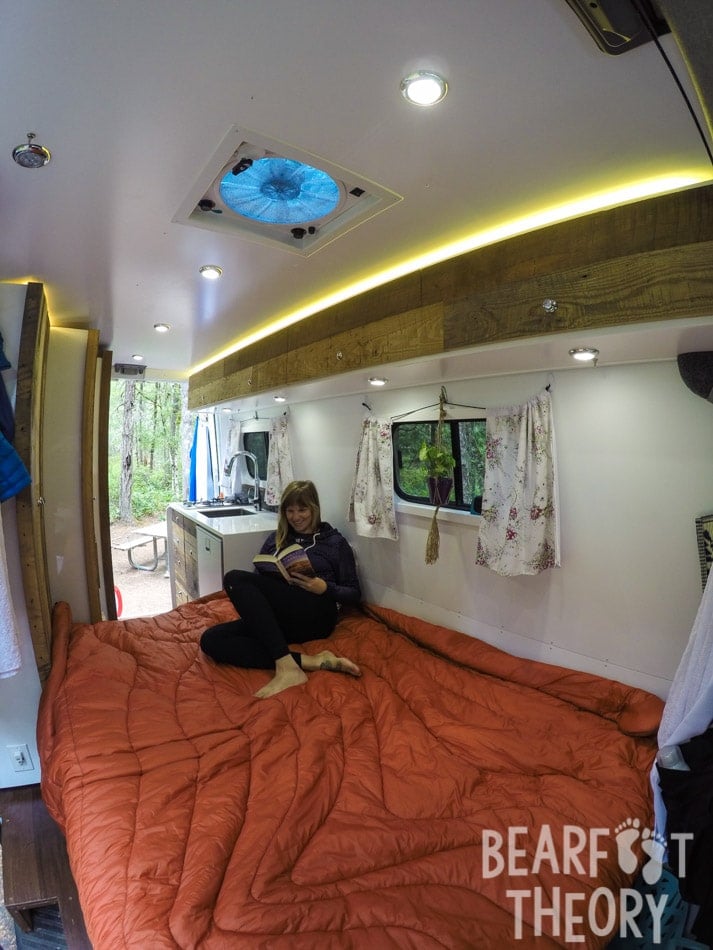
top-left (169, 502), bottom-right (278, 538)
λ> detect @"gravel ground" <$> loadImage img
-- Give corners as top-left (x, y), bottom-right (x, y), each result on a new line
top-left (111, 519), bottom-right (173, 619)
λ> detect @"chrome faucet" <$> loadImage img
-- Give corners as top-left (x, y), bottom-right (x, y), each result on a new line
top-left (223, 451), bottom-right (261, 510)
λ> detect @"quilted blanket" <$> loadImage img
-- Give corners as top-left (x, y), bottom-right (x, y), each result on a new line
top-left (38, 594), bottom-right (663, 949)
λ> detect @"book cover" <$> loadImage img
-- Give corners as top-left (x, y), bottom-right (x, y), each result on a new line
top-left (253, 543), bottom-right (316, 583)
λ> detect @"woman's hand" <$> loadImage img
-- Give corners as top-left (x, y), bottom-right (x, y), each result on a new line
top-left (290, 572), bottom-right (327, 595)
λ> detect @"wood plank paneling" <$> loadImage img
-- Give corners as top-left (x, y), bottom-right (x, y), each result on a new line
top-left (14, 283), bottom-right (52, 680)
top-left (81, 330), bottom-right (101, 622)
top-left (97, 350), bottom-right (116, 620)
top-left (444, 241), bottom-right (713, 350)
top-left (189, 184), bottom-right (713, 408)
top-left (284, 303), bottom-right (443, 384)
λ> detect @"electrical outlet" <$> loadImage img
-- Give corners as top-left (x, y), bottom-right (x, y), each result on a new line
top-left (7, 743), bottom-right (35, 772)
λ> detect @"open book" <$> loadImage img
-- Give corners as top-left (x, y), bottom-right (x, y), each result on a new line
top-left (253, 544), bottom-right (316, 583)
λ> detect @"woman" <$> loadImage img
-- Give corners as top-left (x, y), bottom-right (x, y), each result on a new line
top-left (200, 480), bottom-right (362, 697)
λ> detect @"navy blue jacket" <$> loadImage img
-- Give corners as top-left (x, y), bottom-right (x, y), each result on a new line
top-left (258, 522), bottom-right (361, 606)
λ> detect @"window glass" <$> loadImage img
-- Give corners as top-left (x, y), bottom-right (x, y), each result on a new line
top-left (393, 418), bottom-right (486, 511)
top-left (243, 430), bottom-right (269, 480)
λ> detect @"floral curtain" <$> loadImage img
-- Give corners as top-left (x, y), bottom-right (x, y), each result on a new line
top-left (265, 415), bottom-right (294, 506)
top-left (475, 389), bottom-right (560, 576)
top-left (218, 418), bottom-right (242, 494)
top-left (347, 418), bottom-right (398, 540)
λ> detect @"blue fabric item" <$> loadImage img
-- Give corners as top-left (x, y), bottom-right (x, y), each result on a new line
top-left (0, 333), bottom-right (11, 371)
top-left (188, 417), bottom-right (198, 502)
top-left (204, 423), bottom-right (215, 500)
top-left (0, 431), bottom-right (30, 501)
top-left (0, 374), bottom-right (14, 442)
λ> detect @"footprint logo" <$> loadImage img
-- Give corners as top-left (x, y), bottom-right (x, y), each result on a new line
top-left (614, 818), bottom-right (666, 884)
top-left (640, 828), bottom-right (666, 884)
top-left (615, 818), bottom-right (642, 874)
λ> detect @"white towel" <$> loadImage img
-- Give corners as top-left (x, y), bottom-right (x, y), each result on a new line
top-left (0, 502), bottom-right (21, 677)
top-left (652, 567), bottom-right (713, 836)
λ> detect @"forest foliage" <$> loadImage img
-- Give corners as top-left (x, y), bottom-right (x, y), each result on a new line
top-left (109, 379), bottom-right (188, 522)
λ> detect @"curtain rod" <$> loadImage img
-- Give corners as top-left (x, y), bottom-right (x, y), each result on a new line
top-left (389, 383), bottom-right (551, 421)
top-left (390, 400), bottom-right (486, 421)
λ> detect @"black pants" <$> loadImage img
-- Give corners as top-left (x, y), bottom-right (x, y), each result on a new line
top-left (200, 569), bottom-right (338, 670)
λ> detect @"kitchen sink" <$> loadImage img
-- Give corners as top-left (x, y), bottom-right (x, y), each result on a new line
top-left (197, 507), bottom-right (254, 518)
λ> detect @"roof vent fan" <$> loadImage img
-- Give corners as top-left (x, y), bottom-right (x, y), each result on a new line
top-left (563, 0), bottom-right (669, 55)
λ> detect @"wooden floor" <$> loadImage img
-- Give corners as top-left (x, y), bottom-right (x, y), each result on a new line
top-left (0, 785), bottom-right (90, 949)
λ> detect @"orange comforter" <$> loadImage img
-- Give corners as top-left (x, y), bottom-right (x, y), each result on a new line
top-left (38, 594), bottom-right (663, 949)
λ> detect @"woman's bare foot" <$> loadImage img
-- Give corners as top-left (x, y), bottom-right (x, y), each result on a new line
top-left (302, 650), bottom-right (362, 678)
top-left (254, 656), bottom-right (308, 698)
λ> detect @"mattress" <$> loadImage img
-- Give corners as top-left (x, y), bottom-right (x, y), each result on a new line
top-left (37, 593), bottom-right (663, 948)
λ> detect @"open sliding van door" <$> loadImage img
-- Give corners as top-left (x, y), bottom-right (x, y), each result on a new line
top-left (15, 283), bottom-right (115, 681)
top-left (15, 283), bottom-right (52, 680)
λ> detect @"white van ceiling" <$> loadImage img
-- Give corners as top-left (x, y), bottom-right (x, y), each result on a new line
top-left (2, 0), bottom-right (712, 377)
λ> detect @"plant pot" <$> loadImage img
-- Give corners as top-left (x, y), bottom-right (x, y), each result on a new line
top-left (427, 476), bottom-right (453, 506)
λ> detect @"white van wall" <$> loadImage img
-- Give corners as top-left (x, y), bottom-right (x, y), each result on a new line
top-left (285, 360), bottom-right (712, 698)
top-left (0, 283), bottom-right (42, 788)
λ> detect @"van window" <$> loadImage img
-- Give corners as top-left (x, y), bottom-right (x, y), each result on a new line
top-left (393, 418), bottom-right (486, 511)
top-left (243, 430), bottom-right (269, 480)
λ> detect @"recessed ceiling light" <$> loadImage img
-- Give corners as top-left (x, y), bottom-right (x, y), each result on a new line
top-left (132, 353), bottom-right (144, 362)
top-left (153, 323), bottom-right (171, 333)
top-left (400, 70), bottom-right (448, 106)
top-left (368, 376), bottom-right (389, 386)
top-left (273, 395), bottom-right (287, 403)
top-left (569, 347), bottom-right (599, 362)
top-left (199, 264), bottom-right (223, 279)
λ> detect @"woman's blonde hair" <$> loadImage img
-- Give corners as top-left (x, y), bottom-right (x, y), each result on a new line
top-left (276, 480), bottom-right (321, 549)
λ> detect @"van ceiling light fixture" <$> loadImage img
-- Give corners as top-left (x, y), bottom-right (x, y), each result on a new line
top-left (273, 395), bottom-right (287, 403)
top-left (400, 70), bottom-right (448, 107)
top-left (153, 323), bottom-right (171, 333)
top-left (199, 264), bottom-right (223, 280)
top-left (12, 132), bottom-right (51, 168)
top-left (368, 376), bottom-right (389, 386)
top-left (132, 353), bottom-right (145, 362)
top-left (569, 347), bottom-right (599, 363)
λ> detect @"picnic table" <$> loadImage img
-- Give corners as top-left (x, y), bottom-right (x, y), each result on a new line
top-left (112, 521), bottom-right (167, 572)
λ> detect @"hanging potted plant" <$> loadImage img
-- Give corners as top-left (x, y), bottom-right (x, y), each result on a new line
top-left (419, 441), bottom-right (455, 506)
top-left (420, 387), bottom-right (454, 563)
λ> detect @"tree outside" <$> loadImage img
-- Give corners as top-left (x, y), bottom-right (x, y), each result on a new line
top-left (109, 379), bottom-right (190, 524)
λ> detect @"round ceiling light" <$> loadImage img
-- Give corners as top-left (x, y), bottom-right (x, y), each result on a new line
top-left (12, 132), bottom-right (51, 168)
top-left (199, 264), bottom-right (223, 280)
top-left (153, 322), bottom-right (171, 333)
top-left (569, 347), bottom-right (599, 362)
top-left (400, 70), bottom-right (448, 106)
top-left (368, 376), bottom-right (389, 386)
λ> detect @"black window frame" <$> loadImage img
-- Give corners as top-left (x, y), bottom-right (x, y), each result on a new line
top-left (393, 417), bottom-right (486, 512)
top-left (242, 430), bottom-right (269, 481)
